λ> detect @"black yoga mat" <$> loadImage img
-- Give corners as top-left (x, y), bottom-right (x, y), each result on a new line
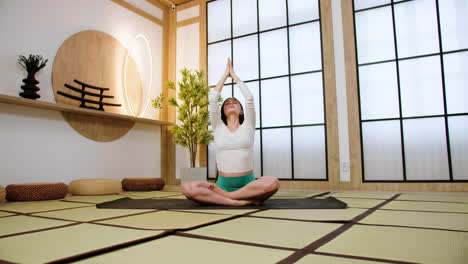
top-left (96, 196), bottom-right (347, 210)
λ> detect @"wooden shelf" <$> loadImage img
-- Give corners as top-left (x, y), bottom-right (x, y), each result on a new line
top-left (0, 93), bottom-right (173, 126)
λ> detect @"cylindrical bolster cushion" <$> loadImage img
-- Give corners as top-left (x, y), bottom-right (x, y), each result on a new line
top-left (0, 185), bottom-right (6, 202)
top-left (6, 183), bottom-right (68, 201)
top-left (122, 178), bottom-right (165, 191)
top-left (69, 179), bottom-right (122, 195)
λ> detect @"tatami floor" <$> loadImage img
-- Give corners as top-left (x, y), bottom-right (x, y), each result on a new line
top-left (0, 189), bottom-right (467, 264)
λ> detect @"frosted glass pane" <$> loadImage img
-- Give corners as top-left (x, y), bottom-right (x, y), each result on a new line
top-left (262, 128), bottom-right (292, 179)
top-left (362, 121), bottom-right (403, 181)
top-left (261, 77), bottom-right (290, 127)
top-left (260, 29), bottom-right (289, 78)
top-left (259, 0), bottom-right (287, 31)
top-left (439, 0), bottom-right (468, 51)
top-left (289, 22), bottom-right (322, 73)
top-left (208, 143), bottom-right (217, 178)
top-left (293, 126), bottom-right (326, 179)
top-left (403, 118), bottom-right (449, 180)
top-left (232, 0), bottom-right (257, 37)
top-left (207, 0), bottom-right (230, 43)
top-left (444, 51), bottom-right (468, 114)
top-left (399, 56), bottom-right (444, 117)
top-left (354, 0), bottom-right (390, 10)
top-left (359, 62), bottom-right (399, 120)
top-left (233, 81), bottom-right (260, 128)
top-left (355, 7), bottom-right (395, 64)
top-left (233, 35), bottom-right (259, 81)
top-left (394, 0), bottom-right (439, 58)
top-left (254, 130), bottom-right (262, 178)
top-left (449, 116), bottom-right (468, 180)
top-left (288, 0), bottom-right (319, 24)
top-left (208, 41), bottom-right (232, 86)
top-left (291, 73), bottom-right (324, 125)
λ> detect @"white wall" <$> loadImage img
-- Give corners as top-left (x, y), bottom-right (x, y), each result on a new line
top-left (0, 0), bottom-right (164, 185)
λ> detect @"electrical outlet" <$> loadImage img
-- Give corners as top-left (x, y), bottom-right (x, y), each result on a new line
top-left (341, 161), bottom-right (349, 172)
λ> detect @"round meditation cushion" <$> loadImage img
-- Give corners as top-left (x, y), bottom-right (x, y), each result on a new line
top-left (68, 178), bottom-right (122, 195)
top-left (6, 183), bottom-right (68, 201)
top-left (122, 178), bottom-right (165, 191)
top-left (0, 185), bottom-right (6, 202)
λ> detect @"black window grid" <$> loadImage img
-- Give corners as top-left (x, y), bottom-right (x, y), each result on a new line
top-left (206, 0), bottom-right (329, 181)
top-left (353, 0), bottom-right (468, 182)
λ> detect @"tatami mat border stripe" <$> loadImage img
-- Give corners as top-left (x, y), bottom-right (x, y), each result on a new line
top-left (0, 223), bottom-right (81, 239)
top-left (87, 209), bottom-right (161, 222)
top-left (355, 222), bottom-right (468, 233)
top-left (175, 232), bottom-right (299, 251)
top-left (277, 194), bottom-right (402, 263)
top-left (0, 259), bottom-right (17, 264)
top-left (306, 191), bottom-right (331, 198)
top-left (312, 252), bottom-right (419, 264)
top-left (378, 208), bottom-right (468, 214)
top-left (0, 204), bottom-right (94, 214)
top-left (246, 215), bottom-right (352, 224)
top-left (394, 199), bottom-right (468, 204)
top-left (91, 222), bottom-right (169, 231)
top-left (45, 230), bottom-right (175, 264)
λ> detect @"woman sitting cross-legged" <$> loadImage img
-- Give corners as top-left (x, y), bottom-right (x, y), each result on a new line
top-left (182, 58), bottom-right (280, 206)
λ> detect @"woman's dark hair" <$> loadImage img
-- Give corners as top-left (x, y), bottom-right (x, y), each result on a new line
top-left (221, 97), bottom-right (244, 125)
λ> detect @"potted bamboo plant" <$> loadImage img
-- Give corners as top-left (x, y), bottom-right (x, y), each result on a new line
top-left (166, 68), bottom-right (218, 183)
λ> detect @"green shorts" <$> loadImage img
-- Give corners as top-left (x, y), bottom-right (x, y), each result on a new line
top-left (216, 173), bottom-right (256, 192)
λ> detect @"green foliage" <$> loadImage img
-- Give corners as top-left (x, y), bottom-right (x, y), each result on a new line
top-left (18, 54), bottom-right (48, 73)
top-left (151, 93), bottom-right (164, 109)
top-left (168, 68), bottom-right (214, 167)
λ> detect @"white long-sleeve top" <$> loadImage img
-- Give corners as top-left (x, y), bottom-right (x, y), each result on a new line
top-left (209, 82), bottom-right (255, 173)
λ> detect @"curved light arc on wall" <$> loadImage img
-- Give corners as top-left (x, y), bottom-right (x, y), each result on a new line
top-left (123, 34), bottom-right (153, 117)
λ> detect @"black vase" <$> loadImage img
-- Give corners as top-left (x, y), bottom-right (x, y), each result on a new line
top-left (19, 71), bottom-right (41, 99)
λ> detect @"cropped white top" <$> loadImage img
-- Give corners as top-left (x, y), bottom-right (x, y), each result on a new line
top-left (209, 82), bottom-right (255, 173)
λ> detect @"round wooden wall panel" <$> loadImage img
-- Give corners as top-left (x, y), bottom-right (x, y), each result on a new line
top-left (52, 30), bottom-right (143, 142)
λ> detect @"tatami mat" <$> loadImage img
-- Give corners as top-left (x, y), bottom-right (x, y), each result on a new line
top-left (360, 209), bottom-right (468, 231)
top-left (251, 208), bottom-right (366, 222)
top-left (96, 210), bottom-right (233, 230)
top-left (329, 198), bottom-right (383, 209)
top-left (0, 223), bottom-right (163, 264)
top-left (73, 235), bottom-right (292, 264)
top-left (0, 211), bottom-right (15, 217)
top-left (0, 200), bottom-right (92, 213)
top-left (397, 193), bottom-right (468, 203)
top-left (330, 192), bottom-right (396, 200)
top-left (64, 195), bottom-right (138, 204)
top-left (186, 217), bottom-right (342, 249)
top-left (317, 225), bottom-right (468, 264)
top-left (296, 253), bottom-right (378, 264)
top-left (0, 215), bottom-right (72, 237)
top-left (33, 206), bottom-right (154, 222)
top-left (1, 190), bottom-right (467, 264)
top-left (382, 200), bottom-right (468, 213)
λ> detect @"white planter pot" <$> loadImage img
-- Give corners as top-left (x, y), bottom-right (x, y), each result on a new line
top-left (181, 167), bottom-right (207, 185)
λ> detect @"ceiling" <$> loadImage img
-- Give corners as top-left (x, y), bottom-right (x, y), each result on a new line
top-left (171, 0), bottom-right (194, 5)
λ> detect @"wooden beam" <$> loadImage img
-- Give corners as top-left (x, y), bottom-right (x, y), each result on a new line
top-left (176, 17), bottom-right (199, 27)
top-left (111, 0), bottom-right (163, 26)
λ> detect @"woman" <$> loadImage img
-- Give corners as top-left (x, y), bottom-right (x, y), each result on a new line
top-left (182, 59), bottom-right (280, 206)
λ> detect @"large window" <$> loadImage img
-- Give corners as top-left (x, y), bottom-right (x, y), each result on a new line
top-left (354, 0), bottom-right (468, 181)
top-left (206, 0), bottom-right (327, 180)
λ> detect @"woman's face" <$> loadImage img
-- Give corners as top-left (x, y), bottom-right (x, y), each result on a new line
top-left (223, 98), bottom-right (243, 117)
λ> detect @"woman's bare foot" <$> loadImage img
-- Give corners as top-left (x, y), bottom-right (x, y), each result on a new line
top-left (208, 184), bottom-right (233, 199)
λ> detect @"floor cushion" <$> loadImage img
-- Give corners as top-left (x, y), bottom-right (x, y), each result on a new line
top-left (69, 179), bottom-right (122, 195)
top-left (6, 183), bottom-right (68, 201)
top-left (122, 178), bottom-right (165, 191)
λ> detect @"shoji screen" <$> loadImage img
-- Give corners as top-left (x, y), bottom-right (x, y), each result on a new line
top-left (207, 0), bottom-right (327, 180)
top-left (354, 0), bottom-right (468, 181)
